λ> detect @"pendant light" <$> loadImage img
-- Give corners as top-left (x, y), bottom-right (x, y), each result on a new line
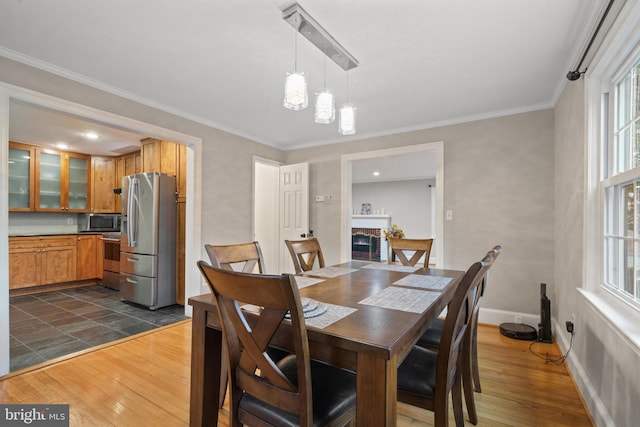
top-left (284, 25), bottom-right (308, 110)
top-left (314, 56), bottom-right (335, 124)
top-left (339, 71), bottom-right (356, 135)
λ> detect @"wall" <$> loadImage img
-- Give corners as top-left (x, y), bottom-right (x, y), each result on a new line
top-left (286, 109), bottom-right (555, 316)
top-left (352, 179), bottom-right (434, 239)
top-left (9, 212), bottom-right (78, 235)
top-left (554, 60), bottom-right (640, 427)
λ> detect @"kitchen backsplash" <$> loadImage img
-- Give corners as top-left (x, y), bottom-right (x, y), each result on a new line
top-left (9, 212), bottom-right (79, 235)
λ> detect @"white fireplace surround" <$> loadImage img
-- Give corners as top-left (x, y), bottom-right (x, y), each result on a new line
top-left (351, 215), bottom-right (391, 261)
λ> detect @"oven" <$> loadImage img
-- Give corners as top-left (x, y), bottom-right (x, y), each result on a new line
top-left (101, 234), bottom-right (121, 290)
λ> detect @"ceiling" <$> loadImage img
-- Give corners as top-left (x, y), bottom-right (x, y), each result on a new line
top-left (0, 0), bottom-right (605, 155)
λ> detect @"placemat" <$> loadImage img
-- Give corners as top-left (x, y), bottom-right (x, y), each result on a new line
top-left (304, 303), bottom-right (357, 329)
top-left (361, 263), bottom-right (420, 273)
top-left (393, 274), bottom-right (453, 290)
top-left (294, 275), bottom-right (325, 289)
top-left (302, 266), bottom-right (358, 278)
top-left (358, 287), bottom-right (441, 313)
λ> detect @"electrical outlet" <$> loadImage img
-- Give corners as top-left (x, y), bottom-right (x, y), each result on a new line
top-left (514, 316), bottom-right (522, 324)
top-left (67, 218), bottom-right (74, 225)
top-left (565, 321), bottom-right (574, 334)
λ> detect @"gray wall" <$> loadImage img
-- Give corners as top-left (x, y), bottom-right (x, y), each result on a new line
top-left (352, 179), bottom-right (434, 239)
top-left (555, 77), bottom-right (640, 427)
top-left (287, 110), bottom-right (555, 315)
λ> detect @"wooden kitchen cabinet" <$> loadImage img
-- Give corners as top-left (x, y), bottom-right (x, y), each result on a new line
top-left (8, 142), bottom-right (35, 211)
top-left (115, 151), bottom-right (141, 213)
top-left (91, 156), bottom-right (117, 212)
top-left (76, 234), bottom-right (100, 280)
top-left (35, 148), bottom-right (91, 212)
top-left (9, 236), bottom-right (77, 289)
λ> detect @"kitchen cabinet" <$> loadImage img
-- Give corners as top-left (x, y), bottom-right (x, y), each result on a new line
top-left (9, 236), bottom-right (77, 289)
top-left (91, 156), bottom-right (117, 212)
top-left (115, 151), bottom-right (141, 213)
top-left (140, 137), bottom-right (187, 304)
top-left (8, 142), bottom-right (35, 211)
top-left (76, 234), bottom-right (100, 281)
top-left (35, 148), bottom-right (91, 212)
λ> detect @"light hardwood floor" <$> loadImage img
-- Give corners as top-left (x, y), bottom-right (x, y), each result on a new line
top-left (0, 321), bottom-right (593, 426)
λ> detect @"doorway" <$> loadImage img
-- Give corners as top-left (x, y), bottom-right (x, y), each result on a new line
top-left (0, 83), bottom-right (203, 376)
top-left (340, 142), bottom-right (444, 266)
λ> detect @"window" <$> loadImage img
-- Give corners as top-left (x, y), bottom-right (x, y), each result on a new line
top-left (603, 59), bottom-right (640, 307)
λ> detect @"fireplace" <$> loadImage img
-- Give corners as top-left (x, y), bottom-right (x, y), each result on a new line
top-left (351, 228), bottom-right (381, 261)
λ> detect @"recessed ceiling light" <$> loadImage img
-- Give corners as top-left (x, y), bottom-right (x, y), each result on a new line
top-left (85, 132), bottom-right (99, 140)
top-left (373, 171), bottom-right (380, 176)
top-left (56, 143), bottom-right (69, 150)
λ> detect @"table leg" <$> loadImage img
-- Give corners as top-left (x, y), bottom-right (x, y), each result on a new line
top-left (356, 353), bottom-right (397, 426)
top-left (190, 308), bottom-right (223, 427)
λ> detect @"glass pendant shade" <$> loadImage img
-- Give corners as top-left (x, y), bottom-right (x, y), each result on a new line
top-left (284, 72), bottom-right (308, 110)
top-left (339, 104), bottom-right (356, 135)
top-left (314, 89), bottom-right (335, 124)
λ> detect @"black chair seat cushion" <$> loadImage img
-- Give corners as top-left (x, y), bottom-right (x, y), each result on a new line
top-left (397, 346), bottom-right (438, 398)
top-left (239, 355), bottom-right (356, 427)
top-left (416, 317), bottom-right (444, 348)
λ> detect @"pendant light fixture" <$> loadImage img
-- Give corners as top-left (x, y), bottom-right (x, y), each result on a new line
top-left (339, 71), bottom-right (356, 135)
top-left (284, 25), bottom-right (308, 110)
top-left (314, 56), bottom-right (335, 124)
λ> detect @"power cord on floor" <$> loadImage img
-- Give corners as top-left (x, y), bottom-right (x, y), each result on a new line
top-left (528, 331), bottom-right (574, 365)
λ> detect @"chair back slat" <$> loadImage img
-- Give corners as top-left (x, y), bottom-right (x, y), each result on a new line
top-left (284, 237), bottom-right (326, 274)
top-left (205, 241), bottom-right (265, 274)
top-left (388, 238), bottom-right (434, 268)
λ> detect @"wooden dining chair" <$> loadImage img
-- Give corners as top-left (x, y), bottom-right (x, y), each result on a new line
top-left (284, 237), bottom-right (326, 274)
top-left (205, 241), bottom-right (266, 274)
top-left (396, 251), bottom-right (496, 427)
top-left (388, 237), bottom-right (434, 268)
top-left (415, 245), bottom-right (502, 424)
top-left (197, 261), bottom-right (356, 427)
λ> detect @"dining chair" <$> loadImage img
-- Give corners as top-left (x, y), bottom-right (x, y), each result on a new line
top-left (284, 237), bottom-right (326, 274)
top-left (396, 251), bottom-right (496, 427)
top-left (415, 245), bottom-right (502, 424)
top-left (205, 241), bottom-right (266, 274)
top-left (388, 237), bottom-right (434, 268)
top-left (197, 261), bottom-right (357, 427)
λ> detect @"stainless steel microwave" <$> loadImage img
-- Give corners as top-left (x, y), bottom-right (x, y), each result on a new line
top-left (78, 213), bottom-right (121, 232)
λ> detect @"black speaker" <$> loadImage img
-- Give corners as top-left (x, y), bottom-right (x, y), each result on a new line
top-left (538, 283), bottom-right (553, 343)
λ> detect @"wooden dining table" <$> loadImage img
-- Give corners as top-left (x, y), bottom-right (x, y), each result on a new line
top-left (188, 261), bottom-right (464, 427)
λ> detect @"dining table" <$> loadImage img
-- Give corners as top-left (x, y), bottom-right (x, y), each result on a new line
top-left (188, 260), bottom-right (464, 427)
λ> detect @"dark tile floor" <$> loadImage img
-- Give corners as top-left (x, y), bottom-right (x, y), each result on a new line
top-left (9, 285), bottom-right (188, 372)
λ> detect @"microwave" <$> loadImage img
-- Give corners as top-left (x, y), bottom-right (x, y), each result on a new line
top-left (78, 213), bottom-right (121, 232)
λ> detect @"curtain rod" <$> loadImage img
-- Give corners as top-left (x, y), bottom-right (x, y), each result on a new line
top-left (566, 0), bottom-right (616, 81)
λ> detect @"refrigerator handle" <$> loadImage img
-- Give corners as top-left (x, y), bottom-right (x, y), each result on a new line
top-left (127, 176), bottom-right (139, 248)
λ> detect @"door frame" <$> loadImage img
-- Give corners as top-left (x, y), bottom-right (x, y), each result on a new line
top-left (340, 141), bottom-right (445, 266)
top-left (252, 156), bottom-right (282, 274)
top-left (0, 82), bottom-right (203, 375)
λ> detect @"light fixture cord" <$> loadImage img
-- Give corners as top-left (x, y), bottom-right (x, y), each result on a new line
top-left (294, 27), bottom-right (298, 72)
top-left (323, 55), bottom-right (327, 89)
top-left (345, 71), bottom-right (350, 103)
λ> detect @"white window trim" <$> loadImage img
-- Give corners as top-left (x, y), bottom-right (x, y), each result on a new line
top-left (584, 0), bottom-right (640, 351)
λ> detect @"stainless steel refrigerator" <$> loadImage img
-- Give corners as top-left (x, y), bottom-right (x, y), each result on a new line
top-left (120, 172), bottom-right (176, 310)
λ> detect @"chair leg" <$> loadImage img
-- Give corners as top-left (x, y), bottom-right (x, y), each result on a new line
top-left (462, 327), bottom-right (478, 424)
top-left (471, 315), bottom-right (481, 393)
top-left (451, 371), bottom-right (465, 427)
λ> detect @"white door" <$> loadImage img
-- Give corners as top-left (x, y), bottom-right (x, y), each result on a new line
top-left (278, 162), bottom-right (310, 274)
top-left (253, 159), bottom-right (280, 274)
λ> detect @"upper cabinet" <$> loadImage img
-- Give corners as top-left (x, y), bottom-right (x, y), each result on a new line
top-left (35, 148), bottom-right (91, 212)
top-left (8, 142), bottom-right (35, 211)
top-left (91, 156), bottom-right (117, 213)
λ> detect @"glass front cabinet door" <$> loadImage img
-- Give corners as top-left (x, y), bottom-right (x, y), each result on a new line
top-left (35, 148), bottom-right (90, 212)
top-left (8, 142), bottom-right (35, 211)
